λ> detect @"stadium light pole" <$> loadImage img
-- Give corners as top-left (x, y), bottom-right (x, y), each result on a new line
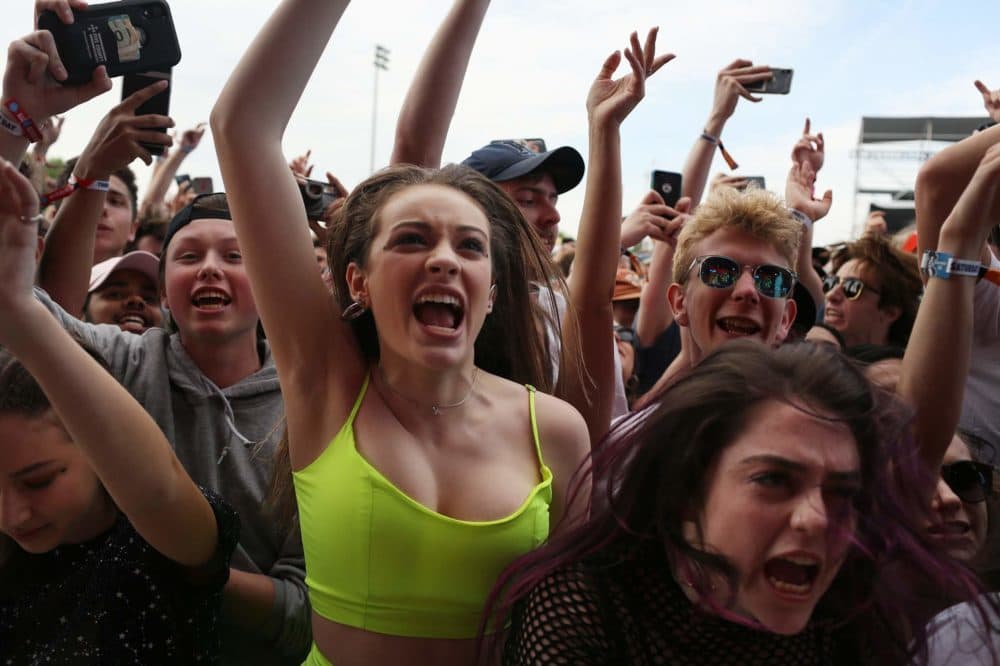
top-left (371, 45), bottom-right (390, 174)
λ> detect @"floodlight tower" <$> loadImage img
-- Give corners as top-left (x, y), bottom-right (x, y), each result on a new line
top-left (370, 45), bottom-right (390, 174)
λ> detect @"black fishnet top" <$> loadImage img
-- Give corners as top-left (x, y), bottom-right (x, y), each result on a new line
top-left (504, 542), bottom-right (856, 665)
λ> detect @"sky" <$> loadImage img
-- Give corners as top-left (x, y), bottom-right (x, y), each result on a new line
top-left (4, 0), bottom-right (999, 246)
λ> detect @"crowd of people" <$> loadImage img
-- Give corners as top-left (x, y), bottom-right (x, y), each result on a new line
top-left (1, 0), bottom-right (999, 664)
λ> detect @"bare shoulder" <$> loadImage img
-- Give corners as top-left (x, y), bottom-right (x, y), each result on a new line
top-left (531, 390), bottom-right (590, 471)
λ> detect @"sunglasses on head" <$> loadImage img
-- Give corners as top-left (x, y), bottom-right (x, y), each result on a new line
top-left (822, 275), bottom-right (880, 301)
top-left (687, 255), bottom-right (796, 299)
top-left (941, 460), bottom-right (995, 503)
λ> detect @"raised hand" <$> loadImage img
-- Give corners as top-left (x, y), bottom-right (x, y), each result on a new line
top-left (2, 31), bottom-right (111, 125)
top-left (974, 80), bottom-right (1000, 124)
top-left (0, 158), bottom-right (44, 311)
top-left (179, 122), bottom-right (207, 153)
top-left (863, 210), bottom-right (888, 237)
top-left (586, 27), bottom-right (674, 127)
top-left (620, 190), bottom-right (687, 248)
top-left (708, 58), bottom-right (772, 124)
top-left (791, 117), bottom-right (825, 173)
top-left (786, 159), bottom-right (832, 223)
top-left (709, 172), bottom-right (749, 193)
top-left (74, 79), bottom-right (174, 179)
top-left (289, 149), bottom-right (314, 178)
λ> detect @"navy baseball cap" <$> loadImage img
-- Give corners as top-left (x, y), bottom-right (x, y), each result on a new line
top-left (461, 140), bottom-right (585, 194)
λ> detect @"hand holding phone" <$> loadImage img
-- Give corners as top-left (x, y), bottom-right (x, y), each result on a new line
top-left (121, 69), bottom-right (172, 156)
top-left (38, 0), bottom-right (182, 85)
top-left (73, 75), bottom-right (172, 179)
top-left (745, 68), bottom-right (793, 95)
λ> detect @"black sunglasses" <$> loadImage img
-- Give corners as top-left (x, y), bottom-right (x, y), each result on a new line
top-left (822, 275), bottom-right (880, 301)
top-left (941, 460), bottom-right (995, 504)
top-left (687, 255), bottom-right (796, 299)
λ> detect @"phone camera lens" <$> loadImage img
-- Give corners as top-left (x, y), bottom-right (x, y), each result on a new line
top-left (661, 183), bottom-right (673, 195)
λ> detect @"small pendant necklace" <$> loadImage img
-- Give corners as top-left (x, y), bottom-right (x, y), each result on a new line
top-left (378, 366), bottom-right (480, 415)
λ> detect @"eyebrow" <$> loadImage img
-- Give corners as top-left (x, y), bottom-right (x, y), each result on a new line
top-left (513, 186), bottom-right (558, 202)
top-left (390, 220), bottom-right (488, 237)
top-left (737, 454), bottom-right (862, 483)
top-left (11, 460), bottom-right (59, 479)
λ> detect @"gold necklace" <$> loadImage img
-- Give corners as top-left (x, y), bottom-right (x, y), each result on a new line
top-left (377, 366), bottom-right (480, 415)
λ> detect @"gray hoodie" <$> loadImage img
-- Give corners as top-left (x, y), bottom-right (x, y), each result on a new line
top-left (37, 289), bottom-right (309, 664)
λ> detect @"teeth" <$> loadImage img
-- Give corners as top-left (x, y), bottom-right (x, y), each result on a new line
top-left (768, 576), bottom-right (812, 594)
top-left (783, 556), bottom-right (818, 566)
top-left (417, 293), bottom-right (460, 307)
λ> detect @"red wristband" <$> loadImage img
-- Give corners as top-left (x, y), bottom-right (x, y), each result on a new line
top-left (3, 99), bottom-right (43, 143)
top-left (39, 176), bottom-right (104, 207)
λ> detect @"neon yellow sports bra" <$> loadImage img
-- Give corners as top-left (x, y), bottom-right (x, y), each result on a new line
top-left (292, 375), bottom-right (553, 639)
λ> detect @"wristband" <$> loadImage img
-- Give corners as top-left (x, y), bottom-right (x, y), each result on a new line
top-left (0, 107), bottom-right (23, 137)
top-left (2, 99), bottom-right (43, 143)
top-left (701, 130), bottom-right (739, 170)
top-left (920, 250), bottom-right (982, 280)
top-left (789, 208), bottom-right (813, 234)
top-left (38, 175), bottom-right (110, 207)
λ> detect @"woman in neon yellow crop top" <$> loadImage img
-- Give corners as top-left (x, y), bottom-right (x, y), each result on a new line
top-left (208, 2), bottom-right (686, 663)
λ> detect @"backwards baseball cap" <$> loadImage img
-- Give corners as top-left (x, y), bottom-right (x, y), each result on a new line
top-left (89, 250), bottom-right (160, 293)
top-left (161, 193), bottom-right (233, 255)
top-left (461, 140), bottom-right (585, 194)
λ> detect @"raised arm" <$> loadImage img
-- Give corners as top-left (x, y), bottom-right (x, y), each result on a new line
top-left (784, 119), bottom-right (831, 311)
top-left (138, 123), bottom-right (205, 218)
top-left (1, 29), bottom-right (110, 164)
top-left (565, 28), bottom-right (673, 443)
top-left (0, 158), bottom-right (218, 568)
top-left (390, 0), bottom-right (490, 167)
top-left (210, 0), bottom-right (360, 466)
top-left (681, 59), bottom-right (770, 208)
top-left (634, 196), bottom-right (688, 346)
top-left (902, 143), bottom-right (1000, 473)
top-left (37, 82), bottom-right (172, 315)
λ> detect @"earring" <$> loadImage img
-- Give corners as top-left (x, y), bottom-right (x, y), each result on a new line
top-left (486, 283), bottom-right (497, 313)
top-left (341, 300), bottom-right (368, 321)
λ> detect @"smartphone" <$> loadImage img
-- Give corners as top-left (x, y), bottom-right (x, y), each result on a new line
top-left (191, 177), bottom-right (214, 195)
top-left (650, 170), bottom-right (682, 207)
top-left (299, 178), bottom-right (342, 221)
top-left (121, 69), bottom-right (171, 156)
top-left (739, 176), bottom-right (767, 191)
top-left (745, 68), bottom-right (793, 95)
top-left (38, 0), bottom-right (181, 85)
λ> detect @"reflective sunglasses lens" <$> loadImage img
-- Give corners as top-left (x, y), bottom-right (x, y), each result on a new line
top-left (700, 257), bottom-right (739, 289)
top-left (754, 265), bottom-right (794, 298)
top-left (842, 278), bottom-right (865, 300)
top-left (943, 462), bottom-right (990, 503)
top-left (822, 275), bottom-right (838, 293)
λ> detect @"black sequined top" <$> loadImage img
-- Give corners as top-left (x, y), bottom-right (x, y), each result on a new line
top-left (504, 542), bottom-right (856, 666)
top-left (0, 490), bottom-right (239, 665)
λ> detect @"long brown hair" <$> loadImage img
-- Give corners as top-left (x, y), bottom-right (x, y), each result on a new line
top-left (267, 164), bottom-right (583, 523)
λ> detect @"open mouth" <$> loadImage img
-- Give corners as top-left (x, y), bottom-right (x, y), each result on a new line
top-left (191, 289), bottom-right (231, 311)
top-left (764, 556), bottom-right (820, 597)
top-left (117, 313), bottom-right (151, 332)
top-left (716, 317), bottom-right (761, 337)
top-left (413, 293), bottom-right (464, 332)
top-left (928, 521), bottom-right (971, 537)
